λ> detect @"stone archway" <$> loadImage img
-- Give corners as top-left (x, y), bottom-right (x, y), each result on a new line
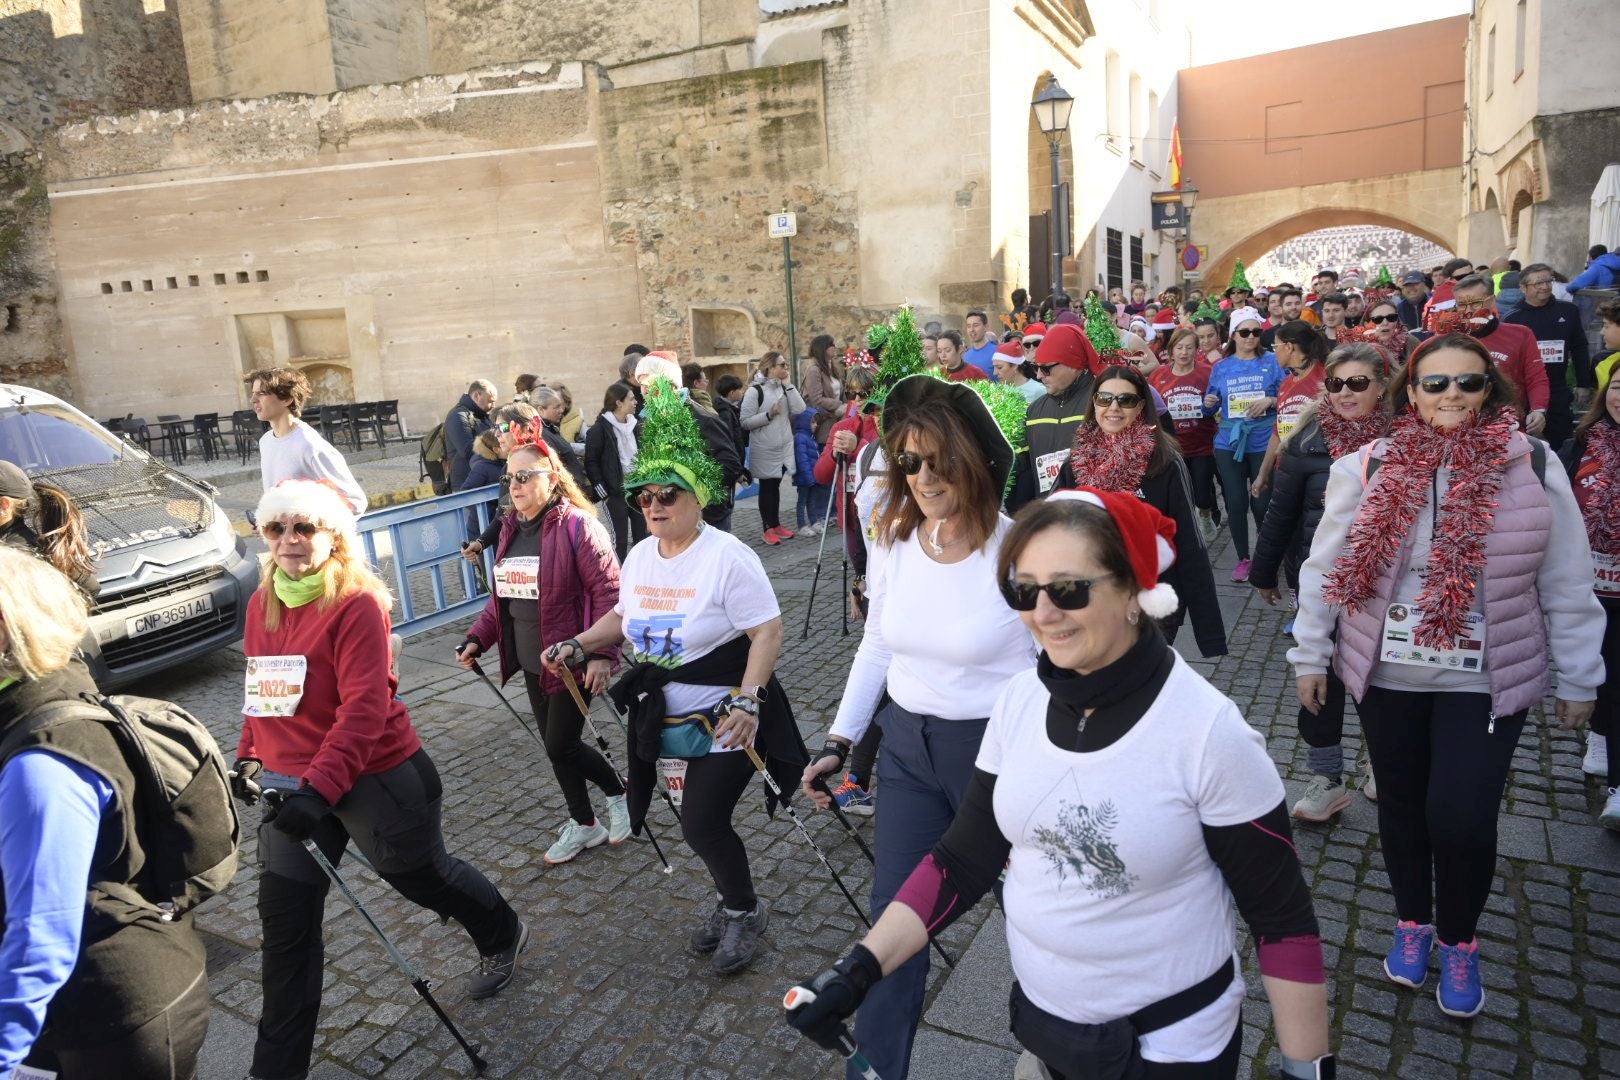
top-left (1204, 206), bottom-right (1455, 290)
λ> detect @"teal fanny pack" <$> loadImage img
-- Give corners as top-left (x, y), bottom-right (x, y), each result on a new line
top-left (660, 712), bottom-right (715, 759)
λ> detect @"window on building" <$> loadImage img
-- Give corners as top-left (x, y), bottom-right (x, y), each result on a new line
top-left (1106, 52), bottom-right (1124, 153)
top-left (1147, 90), bottom-right (1161, 175)
top-left (1130, 235), bottom-right (1145, 287)
top-left (1129, 73), bottom-right (1144, 164)
top-left (1106, 228), bottom-right (1124, 292)
top-left (1514, 1), bottom-right (1526, 78)
top-left (1486, 26), bottom-right (1496, 97)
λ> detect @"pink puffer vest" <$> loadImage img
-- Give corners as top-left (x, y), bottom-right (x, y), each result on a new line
top-left (1332, 433), bottom-right (1551, 717)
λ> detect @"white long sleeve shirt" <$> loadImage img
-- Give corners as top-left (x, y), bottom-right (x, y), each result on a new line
top-left (830, 516), bottom-right (1037, 741)
top-left (259, 421), bottom-right (368, 515)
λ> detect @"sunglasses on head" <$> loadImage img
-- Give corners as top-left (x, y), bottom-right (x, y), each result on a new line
top-left (1416, 372), bottom-right (1489, 395)
top-left (500, 468), bottom-right (552, 486)
top-left (1000, 574), bottom-right (1114, 611)
top-left (1233, 327), bottom-right (1262, 339)
top-left (1093, 391), bottom-right (1143, 409)
top-left (633, 487), bottom-right (684, 508)
top-left (1367, 313), bottom-right (1401, 325)
top-left (891, 450), bottom-right (951, 476)
top-left (261, 520), bottom-right (320, 540)
top-left (1325, 375), bottom-right (1375, 393)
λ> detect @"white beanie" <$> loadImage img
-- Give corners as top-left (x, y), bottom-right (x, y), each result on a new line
top-left (256, 479), bottom-right (358, 537)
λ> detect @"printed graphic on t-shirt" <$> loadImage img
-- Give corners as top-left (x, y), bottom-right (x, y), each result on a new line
top-left (626, 609), bottom-right (687, 667)
top-left (1031, 792), bottom-right (1137, 900)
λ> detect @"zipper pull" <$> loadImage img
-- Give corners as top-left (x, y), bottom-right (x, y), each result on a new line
top-left (1488, 712), bottom-right (1497, 735)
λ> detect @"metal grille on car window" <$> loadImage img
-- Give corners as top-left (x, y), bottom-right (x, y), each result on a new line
top-left (41, 457), bottom-right (214, 551)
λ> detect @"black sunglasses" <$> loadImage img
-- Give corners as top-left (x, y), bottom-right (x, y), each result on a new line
top-left (261, 520), bottom-right (320, 540)
top-left (1036, 362), bottom-right (1064, 376)
top-left (1000, 575), bottom-right (1114, 611)
top-left (1416, 373), bottom-right (1489, 395)
top-left (500, 468), bottom-right (552, 486)
top-left (1451, 271), bottom-right (1472, 281)
top-left (1325, 375), bottom-right (1375, 393)
top-left (1233, 328), bottom-right (1262, 339)
top-left (891, 450), bottom-right (951, 476)
top-left (633, 487), bottom-right (684, 508)
top-left (1367, 313), bottom-right (1401, 325)
top-left (1093, 391), bottom-right (1143, 409)
top-left (842, 390), bottom-right (869, 402)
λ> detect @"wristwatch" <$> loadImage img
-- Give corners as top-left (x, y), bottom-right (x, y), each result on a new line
top-left (738, 684), bottom-right (768, 703)
top-left (1278, 1054), bottom-right (1335, 1079)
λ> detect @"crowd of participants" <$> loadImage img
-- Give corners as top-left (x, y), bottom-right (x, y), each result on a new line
top-left (0, 245), bottom-right (1617, 1080)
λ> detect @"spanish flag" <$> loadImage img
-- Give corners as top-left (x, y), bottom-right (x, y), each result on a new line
top-left (1169, 120), bottom-right (1184, 190)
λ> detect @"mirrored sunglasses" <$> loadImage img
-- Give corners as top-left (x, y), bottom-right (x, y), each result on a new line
top-left (633, 487), bottom-right (684, 508)
top-left (1093, 391), bottom-right (1143, 409)
top-left (261, 520), bottom-right (320, 539)
top-left (500, 469), bottom-right (552, 486)
top-left (1000, 575), bottom-right (1113, 612)
top-left (1416, 373), bottom-right (1489, 395)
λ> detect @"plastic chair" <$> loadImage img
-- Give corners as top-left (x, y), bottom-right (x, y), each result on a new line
top-left (376, 400), bottom-right (405, 442)
top-left (192, 413), bottom-right (227, 462)
top-left (155, 415), bottom-right (193, 463)
top-left (350, 401), bottom-right (385, 450)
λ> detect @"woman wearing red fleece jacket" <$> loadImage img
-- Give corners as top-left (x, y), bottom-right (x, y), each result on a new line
top-left (235, 479), bottom-right (524, 1080)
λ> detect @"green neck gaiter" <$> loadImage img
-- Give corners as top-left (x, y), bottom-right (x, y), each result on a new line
top-left (273, 566), bottom-right (327, 608)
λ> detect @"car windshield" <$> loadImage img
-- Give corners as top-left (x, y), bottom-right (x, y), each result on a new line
top-left (0, 404), bottom-right (125, 472)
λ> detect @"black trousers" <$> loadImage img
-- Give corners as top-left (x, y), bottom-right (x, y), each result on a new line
top-left (758, 477), bottom-right (783, 530)
top-left (252, 750), bottom-right (519, 1080)
top-left (602, 494), bottom-right (648, 562)
top-left (28, 966), bottom-right (209, 1079)
top-left (1357, 686), bottom-right (1526, 944)
top-left (521, 671), bottom-right (624, 825)
top-left (1300, 668), bottom-right (1348, 776)
top-left (1595, 596), bottom-right (1620, 788)
top-left (849, 721), bottom-right (883, 782)
top-left (1185, 454), bottom-right (1218, 516)
top-left (1543, 364), bottom-right (1574, 451)
top-left (679, 750), bottom-right (759, 911)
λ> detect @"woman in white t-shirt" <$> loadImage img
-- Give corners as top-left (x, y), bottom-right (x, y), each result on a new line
top-left (800, 375), bottom-right (1035, 1080)
top-left (789, 490), bottom-right (1333, 1080)
top-left (545, 446), bottom-right (801, 977)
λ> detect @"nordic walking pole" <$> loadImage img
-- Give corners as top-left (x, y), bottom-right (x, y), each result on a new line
top-left (558, 664), bottom-right (674, 875)
top-left (808, 774), bottom-right (955, 970)
top-left (594, 673), bottom-right (686, 825)
top-left (699, 715), bottom-right (874, 932)
top-left (802, 451), bottom-right (846, 640)
top-left (782, 985), bottom-right (884, 1080)
top-left (461, 652), bottom-right (549, 757)
top-left (260, 790), bottom-right (489, 1076)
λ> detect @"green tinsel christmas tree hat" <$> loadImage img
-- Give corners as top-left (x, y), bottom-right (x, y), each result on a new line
top-left (865, 306), bottom-right (928, 412)
top-left (1083, 294), bottom-right (1123, 362)
top-left (624, 376), bottom-right (724, 507)
top-left (1373, 265), bottom-right (1394, 288)
top-left (1228, 259), bottom-right (1252, 293)
top-left (1193, 294), bottom-right (1224, 323)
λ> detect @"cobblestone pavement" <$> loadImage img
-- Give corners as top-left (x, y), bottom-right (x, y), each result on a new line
top-left (138, 464), bottom-right (1620, 1079)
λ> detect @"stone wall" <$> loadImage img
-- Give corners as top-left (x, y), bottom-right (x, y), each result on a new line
top-left (598, 60), bottom-right (877, 360)
top-left (426, 0), bottom-right (757, 73)
top-left (44, 62), bottom-right (644, 433)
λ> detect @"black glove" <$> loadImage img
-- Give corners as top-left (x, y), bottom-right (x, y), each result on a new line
top-left (230, 759), bottom-right (263, 805)
top-left (785, 944), bottom-right (882, 1052)
top-left (268, 788), bottom-right (331, 841)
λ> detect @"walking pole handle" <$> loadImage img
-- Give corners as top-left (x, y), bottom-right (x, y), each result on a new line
top-left (783, 987), bottom-right (879, 1078)
top-left (559, 662), bottom-right (593, 719)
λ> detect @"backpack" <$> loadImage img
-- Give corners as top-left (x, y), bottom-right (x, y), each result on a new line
top-left (420, 422), bottom-right (451, 495)
top-left (0, 693), bottom-right (240, 923)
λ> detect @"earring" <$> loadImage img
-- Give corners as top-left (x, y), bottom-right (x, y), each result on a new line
top-left (1127, 610), bottom-right (1139, 626)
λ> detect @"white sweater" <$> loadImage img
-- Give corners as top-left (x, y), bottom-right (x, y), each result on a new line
top-left (258, 421), bottom-right (368, 515)
top-left (830, 517), bottom-right (1037, 741)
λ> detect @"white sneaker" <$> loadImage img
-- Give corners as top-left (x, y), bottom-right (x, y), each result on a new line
top-left (1292, 774), bottom-right (1352, 821)
top-left (1602, 788), bottom-right (1620, 833)
top-left (1362, 757), bottom-right (1378, 802)
top-left (800, 522), bottom-right (822, 537)
top-left (1198, 512), bottom-right (1218, 545)
top-left (605, 793), bottom-right (632, 844)
top-left (1584, 733), bottom-right (1609, 778)
top-left (544, 818), bottom-right (608, 865)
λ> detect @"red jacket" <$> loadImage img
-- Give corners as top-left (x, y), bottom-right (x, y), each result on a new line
top-left (466, 500), bottom-right (621, 694)
top-left (239, 588), bottom-right (421, 806)
top-left (814, 410), bottom-right (881, 530)
top-left (1476, 322), bottom-right (1550, 416)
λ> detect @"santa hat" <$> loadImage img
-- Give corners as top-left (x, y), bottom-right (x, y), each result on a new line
top-left (256, 478), bottom-right (359, 537)
top-left (1034, 322), bottom-right (1101, 372)
top-left (1227, 305), bottom-right (1264, 328)
top-left (1048, 487), bottom-right (1179, 618)
top-left (1022, 322), bottom-right (1048, 345)
top-left (1151, 310), bottom-right (1178, 334)
top-left (994, 341), bottom-right (1023, 362)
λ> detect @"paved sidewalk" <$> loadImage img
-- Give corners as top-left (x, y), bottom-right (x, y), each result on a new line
top-left (129, 490), bottom-right (1620, 1079)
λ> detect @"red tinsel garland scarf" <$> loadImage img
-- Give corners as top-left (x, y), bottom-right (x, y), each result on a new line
top-left (1322, 408), bottom-right (1518, 649)
top-left (1317, 407), bottom-right (1392, 460)
top-left (1066, 422), bottom-right (1157, 493)
top-left (1583, 422), bottom-right (1620, 554)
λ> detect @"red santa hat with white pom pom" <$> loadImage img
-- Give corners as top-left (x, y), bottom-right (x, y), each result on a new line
top-left (1049, 487), bottom-right (1180, 618)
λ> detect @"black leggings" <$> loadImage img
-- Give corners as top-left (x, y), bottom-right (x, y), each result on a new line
top-left (1300, 668), bottom-right (1348, 778)
top-left (252, 750), bottom-right (519, 1079)
top-left (679, 750), bottom-right (759, 911)
top-left (1357, 686), bottom-right (1526, 944)
top-left (602, 494), bottom-right (648, 562)
top-left (522, 671), bottom-right (624, 824)
top-left (1595, 596), bottom-right (1620, 788)
top-left (1185, 454), bottom-right (1218, 515)
top-left (849, 721), bottom-right (883, 782)
top-left (758, 478), bottom-right (783, 530)
top-left (1213, 449), bottom-right (1270, 560)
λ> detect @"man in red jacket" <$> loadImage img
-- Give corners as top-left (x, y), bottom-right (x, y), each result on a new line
top-left (1453, 276), bottom-right (1549, 435)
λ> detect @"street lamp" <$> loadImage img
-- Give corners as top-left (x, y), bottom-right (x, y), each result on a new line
top-left (1032, 77), bottom-right (1075, 298)
top-left (1178, 179), bottom-right (1199, 288)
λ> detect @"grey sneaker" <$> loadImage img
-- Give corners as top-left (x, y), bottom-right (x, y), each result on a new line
top-left (690, 899), bottom-right (727, 954)
top-left (545, 818), bottom-right (608, 865)
top-left (1292, 774), bottom-right (1351, 822)
top-left (1361, 757), bottom-right (1378, 802)
top-left (468, 919), bottom-right (528, 999)
top-left (605, 793), bottom-right (632, 844)
top-left (711, 900), bottom-right (769, 975)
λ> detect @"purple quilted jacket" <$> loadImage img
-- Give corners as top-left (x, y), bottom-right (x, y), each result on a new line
top-left (467, 500), bottom-right (621, 695)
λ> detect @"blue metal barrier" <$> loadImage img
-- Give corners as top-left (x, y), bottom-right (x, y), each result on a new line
top-left (357, 486), bottom-right (498, 637)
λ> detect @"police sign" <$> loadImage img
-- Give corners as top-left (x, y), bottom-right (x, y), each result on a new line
top-left (1150, 192), bottom-right (1186, 231)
